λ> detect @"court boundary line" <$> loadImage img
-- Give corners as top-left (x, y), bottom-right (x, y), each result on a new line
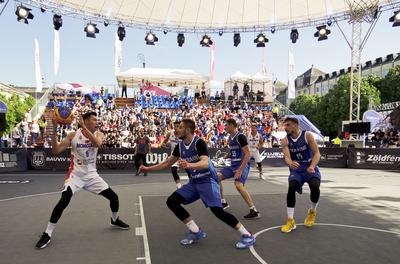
top-left (249, 223), bottom-right (400, 264)
top-left (137, 195), bottom-right (151, 264)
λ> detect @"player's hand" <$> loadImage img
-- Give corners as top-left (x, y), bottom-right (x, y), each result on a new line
top-left (178, 159), bottom-right (190, 169)
top-left (289, 161), bottom-right (300, 170)
top-left (234, 170), bottom-right (242, 179)
top-left (79, 115), bottom-right (87, 130)
top-left (307, 166), bottom-right (315, 174)
top-left (138, 165), bottom-right (149, 173)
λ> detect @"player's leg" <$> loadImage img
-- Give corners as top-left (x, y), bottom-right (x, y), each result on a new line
top-left (253, 150), bottom-right (264, 180)
top-left (281, 178), bottom-right (300, 233)
top-left (218, 168), bottom-right (234, 210)
top-left (134, 154), bottom-right (141, 176)
top-left (304, 176), bottom-right (321, 227)
top-left (99, 187), bottom-right (130, 229)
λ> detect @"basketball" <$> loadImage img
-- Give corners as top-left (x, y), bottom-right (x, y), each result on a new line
top-left (54, 106), bottom-right (75, 124)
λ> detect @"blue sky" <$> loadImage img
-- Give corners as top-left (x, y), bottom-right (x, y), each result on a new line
top-left (0, 3), bottom-right (399, 87)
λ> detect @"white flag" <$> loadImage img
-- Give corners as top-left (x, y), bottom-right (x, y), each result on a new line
top-left (115, 33), bottom-right (122, 76)
top-left (288, 51), bottom-right (296, 99)
top-left (54, 30), bottom-right (60, 76)
top-left (34, 38), bottom-right (42, 93)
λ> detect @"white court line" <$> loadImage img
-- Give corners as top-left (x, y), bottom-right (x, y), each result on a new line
top-left (137, 195), bottom-right (151, 264)
top-left (249, 223), bottom-right (400, 264)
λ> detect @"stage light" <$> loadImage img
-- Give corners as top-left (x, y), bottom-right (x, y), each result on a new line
top-left (327, 18), bottom-right (333, 26)
top-left (254, 33), bottom-right (268, 47)
top-left (233, 33), bottom-right (241, 47)
top-left (145, 32), bottom-right (158, 45)
top-left (104, 20), bottom-right (109, 27)
top-left (389, 10), bottom-right (400, 27)
top-left (117, 25), bottom-right (126, 41)
top-left (219, 31), bottom-right (223, 36)
top-left (40, 7), bottom-right (46, 13)
top-left (15, 6), bottom-right (34, 24)
top-left (84, 23), bottom-right (99, 38)
top-left (53, 14), bottom-right (62, 31)
top-left (177, 33), bottom-right (185, 47)
top-left (314, 25), bottom-right (331, 41)
top-left (271, 26), bottom-right (276, 34)
top-left (290, 29), bottom-right (298, 43)
top-left (200, 35), bottom-right (213, 47)
top-left (163, 30), bottom-right (168, 35)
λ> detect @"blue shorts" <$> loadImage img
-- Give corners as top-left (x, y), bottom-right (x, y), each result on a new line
top-left (176, 177), bottom-right (222, 208)
top-left (288, 166), bottom-right (321, 194)
top-left (220, 165), bottom-right (249, 184)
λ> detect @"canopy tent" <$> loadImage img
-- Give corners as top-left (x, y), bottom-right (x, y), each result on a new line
top-left (0, 100), bottom-right (8, 113)
top-left (55, 83), bottom-right (93, 95)
top-left (116, 68), bottom-right (208, 87)
top-left (28, 1), bottom-right (396, 33)
top-left (229, 72), bottom-right (251, 82)
top-left (251, 72), bottom-right (269, 83)
top-left (286, 115), bottom-right (323, 137)
top-left (143, 85), bottom-right (171, 96)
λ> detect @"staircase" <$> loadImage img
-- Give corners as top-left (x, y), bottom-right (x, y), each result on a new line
top-left (114, 97), bottom-right (135, 108)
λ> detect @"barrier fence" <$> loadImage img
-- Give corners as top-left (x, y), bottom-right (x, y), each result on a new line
top-left (0, 147), bottom-right (399, 173)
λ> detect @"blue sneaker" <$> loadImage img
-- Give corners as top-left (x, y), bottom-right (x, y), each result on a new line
top-left (180, 229), bottom-right (206, 245)
top-left (235, 234), bottom-right (256, 249)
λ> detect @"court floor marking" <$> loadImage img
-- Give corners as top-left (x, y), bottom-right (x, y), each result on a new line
top-left (136, 195), bottom-right (151, 264)
top-left (249, 223), bottom-right (400, 264)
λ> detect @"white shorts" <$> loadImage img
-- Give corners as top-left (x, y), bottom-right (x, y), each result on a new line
top-left (62, 171), bottom-right (109, 194)
top-left (249, 149), bottom-right (262, 163)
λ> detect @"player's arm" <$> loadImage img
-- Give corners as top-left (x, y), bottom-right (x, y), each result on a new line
top-left (237, 134), bottom-right (251, 173)
top-left (258, 135), bottom-right (264, 149)
top-left (79, 116), bottom-right (103, 148)
top-left (180, 139), bottom-right (209, 170)
top-left (281, 137), bottom-right (300, 170)
top-left (306, 132), bottom-right (320, 170)
top-left (140, 145), bottom-right (179, 172)
top-left (52, 131), bottom-right (75, 155)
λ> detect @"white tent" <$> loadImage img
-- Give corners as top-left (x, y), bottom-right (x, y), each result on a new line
top-left (229, 72), bottom-right (251, 82)
top-left (251, 72), bottom-right (269, 83)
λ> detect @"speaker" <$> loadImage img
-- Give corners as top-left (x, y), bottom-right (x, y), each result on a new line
top-left (0, 113), bottom-right (6, 131)
top-left (349, 122), bottom-right (370, 134)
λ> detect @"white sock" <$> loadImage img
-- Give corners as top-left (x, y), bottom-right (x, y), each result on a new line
top-left (310, 202), bottom-right (318, 211)
top-left (238, 225), bottom-right (251, 236)
top-left (250, 206), bottom-right (258, 212)
top-left (176, 182), bottom-right (182, 189)
top-left (112, 212), bottom-right (118, 222)
top-left (45, 222), bottom-right (56, 237)
top-left (221, 198), bottom-right (226, 203)
top-left (287, 207), bottom-right (295, 219)
top-left (185, 220), bottom-right (200, 233)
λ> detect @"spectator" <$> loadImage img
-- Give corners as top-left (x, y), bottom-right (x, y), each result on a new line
top-left (121, 80), bottom-right (127, 98)
top-left (134, 128), bottom-right (151, 176)
top-left (233, 82), bottom-right (239, 100)
top-left (30, 119), bottom-right (40, 146)
top-left (243, 82), bottom-right (250, 101)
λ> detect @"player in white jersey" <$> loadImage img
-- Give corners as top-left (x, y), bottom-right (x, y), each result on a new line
top-left (161, 121), bottom-right (182, 189)
top-left (248, 124), bottom-right (265, 179)
top-left (35, 111), bottom-right (129, 249)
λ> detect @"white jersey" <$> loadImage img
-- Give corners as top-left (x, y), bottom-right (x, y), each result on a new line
top-left (70, 129), bottom-right (99, 177)
top-left (248, 133), bottom-right (261, 150)
top-left (170, 131), bottom-right (180, 154)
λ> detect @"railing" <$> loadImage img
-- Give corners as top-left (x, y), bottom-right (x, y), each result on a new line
top-left (29, 85), bottom-right (55, 120)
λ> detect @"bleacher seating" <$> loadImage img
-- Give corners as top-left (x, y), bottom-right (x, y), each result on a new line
top-left (134, 95), bottom-right (194, 109)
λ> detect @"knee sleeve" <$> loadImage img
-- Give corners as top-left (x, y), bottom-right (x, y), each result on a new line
top-left (171, 167), bottom-right (180, 182)
top-left (50, 187), bottom-right (73, 223)
top-left (99, 188), bottom-right (119, 212)
top-left (166, 192), bottom-right (190, 222)
top-left (308, 178), bottom-right (320, 203)
top-left (210, 207), bottom-right (239, 229)
top-left (287, 180), bottom-right (298, 208)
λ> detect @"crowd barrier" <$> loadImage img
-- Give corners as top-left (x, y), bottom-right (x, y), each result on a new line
top-left (0, 147), bottom-right (399, 173)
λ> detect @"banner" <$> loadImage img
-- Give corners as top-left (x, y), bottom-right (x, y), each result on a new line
top-left (54, 30), bottom-right (60, 76)
top-left (0, 149), bottom-right (28, 172)
top-left (319, 148), bottom-right (348, 168)
top-left (114, 33), bottom-right (122, 76)
top-left (348, 148), bottom-right (400, 170)
top-left (34, 38), bottom-right (42, 93)
top-left (288, 51), bottom-right (296, 99)
top-left (28, 148), bottom-right (71, 170)
top-left (210, 42), bottom-right (216, 80)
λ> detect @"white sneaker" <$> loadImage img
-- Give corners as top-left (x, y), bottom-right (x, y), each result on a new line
top-left (259, 172), bottom-right (265, 180)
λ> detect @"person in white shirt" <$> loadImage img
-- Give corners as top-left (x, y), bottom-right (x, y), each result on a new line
top-left (248, 124), bottom-right (265, 179)
top-left (161, 121), bottom-right (182, 189)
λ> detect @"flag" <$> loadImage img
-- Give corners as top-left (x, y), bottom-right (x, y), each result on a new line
top-left (34, 38), bottom-right (42, 92)
top-left (210, 41), bottom-right (216, 80)
top-left (54, 30), bottom-right (60, 76)
top-left (288, 51), bottom-right (296, 99)
top-left (272, 78), bottom-right (277, 99)
top-left (115, 33), bottom-right (122, 76)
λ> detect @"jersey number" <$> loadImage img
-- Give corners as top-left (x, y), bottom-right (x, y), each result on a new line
top-left (296, 153), bottom-right (303, 160)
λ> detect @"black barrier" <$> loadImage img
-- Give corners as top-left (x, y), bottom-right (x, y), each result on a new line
top-left (348, 148), bottom-right (400, 170)
top-left (28, 148), bottom-right (71, 170)
top-left (0, 148), bottom-right (27, 172)
top-left (319, 148), bottom-right (348, 168)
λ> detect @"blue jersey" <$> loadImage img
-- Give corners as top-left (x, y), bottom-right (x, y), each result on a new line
top-left (228, 131), bottom-right (248, 168)
top-left (287, 131), bottom-right (313, 170)
top-left (179, 136), bottom-right (217, 182)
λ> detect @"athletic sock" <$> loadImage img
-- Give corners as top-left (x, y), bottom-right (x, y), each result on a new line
top-left (185, 220), bottom-right (200, 233)
top-left (310, 203), bottom-right (318, 211)
top-left (112, 212), bottom-right (118, 222)
top-left (45, 222), bottom-right (56, 237)
top-left (238, 225), bottom-right (251, 236)
top-left (287, 207), bottom-right (295, 219)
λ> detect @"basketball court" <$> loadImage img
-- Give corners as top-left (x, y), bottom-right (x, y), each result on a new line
top-left (0, 167), bottom-right (399, 264)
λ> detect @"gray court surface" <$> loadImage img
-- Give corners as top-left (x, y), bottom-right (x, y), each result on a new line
top-left (0, 167), bottom-right (399, 264)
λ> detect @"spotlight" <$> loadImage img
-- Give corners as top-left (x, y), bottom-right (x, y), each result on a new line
top-left (389, 10), bottom-right (400, 27)
top-left (327, 18), bottom-right (333, 26)
top-left (233, 33), bottom-right (241, 47)
top-left (219, 30), bottom-right (223, 36)
top-left (254, 33), bottom-right (268, 47)
top-left (177, 33), bottom-right (185, 47)
top-left (200, 35), bottom-right (213, 47)
top-left (117, 25), bottom-right (126, 41)
top-left (0, 0), bottom-right (4, 3)
top-left (314, 25), bottom-right (331, 41)
top-left (145, 32), bottom-right (158, 45)
top-left (15, 6), bottom-right (34, 24)
top-left (53, 14), bottom-right (62, 31)
top-left (84, 23), bottom-right (99, 38)
top-left (290, 29), bottom-right (298, 43)
top-left (163, 30), bottom-right (168, 35)
top-left (104, 20), bottom-right (109, 27)
top-left (40, 7), bottom-right (46, 13)
top-left (271, 26), bottom-right (276, 34)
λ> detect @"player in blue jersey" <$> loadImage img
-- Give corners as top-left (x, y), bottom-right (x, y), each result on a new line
top-left (218, 119), bottom-right (261, 219)
top-left (139, 119), bottom-right (255, 249)
top-left (280, 117), bottom-right (321, 233)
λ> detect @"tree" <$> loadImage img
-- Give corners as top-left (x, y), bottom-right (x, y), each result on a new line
top-left (375, 65), bottom-right (400, 103)
top-left (289, 94), bottom-right (321, 126)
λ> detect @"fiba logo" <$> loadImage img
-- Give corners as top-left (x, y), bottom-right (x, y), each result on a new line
top-left (32, 151), bottom-right (45, 166)
top-left (356, 151), bottom-right (366, 164)
top-left (54, 106), bottom-right (75, 124)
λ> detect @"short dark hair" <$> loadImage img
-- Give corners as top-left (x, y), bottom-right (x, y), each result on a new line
top-left (181, 119), bottom-right (196, 133)
top-left (82, 111), bottom-right (97, 120)
top-left (225, 118), bottom-right (237, 128)
top-left (173, 120), bottom-right (181, 125)
top-left (284, 117), bottom-right (299, 125)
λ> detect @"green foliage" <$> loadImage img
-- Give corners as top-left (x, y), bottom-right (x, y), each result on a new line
top-left (374, 65), bottom-right (400, 103)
